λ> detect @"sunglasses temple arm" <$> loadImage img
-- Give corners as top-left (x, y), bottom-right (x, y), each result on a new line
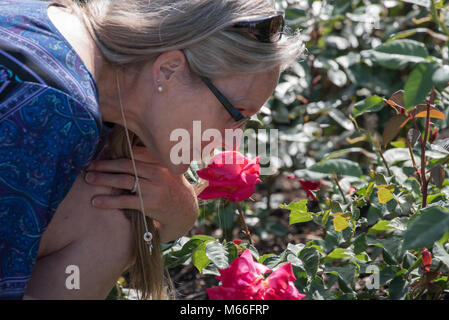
top-left (201, 77), bottom-right (244, 121)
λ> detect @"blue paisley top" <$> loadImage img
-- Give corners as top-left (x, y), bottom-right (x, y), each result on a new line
top-left (0, 0), bottom-right (109, 299)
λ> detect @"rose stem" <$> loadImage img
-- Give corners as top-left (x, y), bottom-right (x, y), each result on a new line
top-left (333, 173), bottom-right (347, 204)
top-left (420, 95), bottom-right (432, 208)
top-left (377, 145), bottom-right (392, 176)
top-left (235, 202), bottom-right (253, 245)
top-left (407, 139), bottom-right (422, 186)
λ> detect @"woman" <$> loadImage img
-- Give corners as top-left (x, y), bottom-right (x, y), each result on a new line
top-left (0, 0), bottom-right (303, 299)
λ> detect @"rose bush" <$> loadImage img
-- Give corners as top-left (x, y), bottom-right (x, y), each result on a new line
top-left (110, 0), bottom-right (449, 300)
top-left (207, 249), bottom-right (305, 300)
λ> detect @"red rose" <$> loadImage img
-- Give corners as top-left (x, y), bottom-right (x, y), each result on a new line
top-left (197, 151), bottom-right (261, 202)
top-left (299, 180), bottom-right (321, 201)
top-left (421, 248), bottom-right (432, 273)
top-left (207, 249), bottom-right (306, 300)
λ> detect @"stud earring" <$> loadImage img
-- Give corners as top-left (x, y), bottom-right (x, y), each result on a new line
top-left (157, 79), bottom-right (163, 93)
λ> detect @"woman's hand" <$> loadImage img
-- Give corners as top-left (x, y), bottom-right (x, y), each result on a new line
top-left (84, 146), bottom-right (199, 243)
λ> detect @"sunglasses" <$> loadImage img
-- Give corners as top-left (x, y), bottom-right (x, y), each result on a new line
top-left (226, 12), bottom-right (285, 43)
top-left (198, 13), bottom-right (285, 129)
top-left (201, 77), bottom-right (250, 130)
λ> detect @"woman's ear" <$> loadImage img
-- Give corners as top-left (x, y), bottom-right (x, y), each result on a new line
top-left (152, 50), bottom-right (187, 88)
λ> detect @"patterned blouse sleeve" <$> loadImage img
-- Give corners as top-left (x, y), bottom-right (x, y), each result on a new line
top-left (0, 80), bottom-right (101, 299)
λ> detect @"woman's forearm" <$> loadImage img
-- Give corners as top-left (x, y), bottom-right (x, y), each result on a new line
top-left (27, 175), bottom-right (135, 299)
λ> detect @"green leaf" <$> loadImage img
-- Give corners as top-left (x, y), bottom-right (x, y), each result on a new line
top-left (377, 188), bottom-right (394, 204)
top-left (299, 247), bottom-right (320, 277)
top-left (382, 114), bottom-right (410, 147)
top-left (388, 276), bottom-right (410, 300)
top-left (326, 265), bottom-right (357, 292)
top-left (306, 159), bottom-right (363, 177)
top-left (280, 200), bottom-right (313, 225)
top-left (404, 63), bottom-right (439, 109)
top-left (363, 39), bottom-right (429, 69)
top-left (205, 241), bottom-right (229, 269)
top-left (367, 235), bottom-right (405, 265)
top-left (368, 220), bottom-right (395, 234)
top-left (323, 248), bottom-right (351, 262)
top-left (433, 242), bottom-right (449, 270)
top-left (192, 241), bottom-right (211, 273)
top-left (432, 65), bottom-right (449, 89)
top-left (401, 0), bottom-right (430, 7)
top-left (258, 253), bottom-right (276, 264)
top-left (333, 215), bottom-right (350, 231)
top-left (353, 96), bottom-right (385, 118)
top-left (403, 206), bottom-right (449, 250)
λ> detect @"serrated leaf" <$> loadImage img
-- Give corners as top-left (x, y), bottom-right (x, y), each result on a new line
top-left (280, 200), bottom-right (313, 225)
top-left (368, 220), bottom-right (395, 234)
top-left (433, 242), bottom-right (449, 270)
top-left (377, 188), bottom-right (394, 204)
top-left (432, 65), bottom-right (449, 89)
top-left (403, 206), bottom-right (449, 249)
top-left (382, 114), bottom-right (410, 147)
top-left (306, 159), bottom-right (363, 177)
top-left (353, 95), bottom-right (384, 118)
top-left (325, 265), bottom-right (357, 292)
top-left (363, 39), bottom-right (429, 70)
top-left (401, 0), bottom-right (430, 7)
top-left (323, 248), bottom-right (351, 262)
top-left (430, 164), bottom-right (445, 188)
top-left (299, 247), bottom-right (319, 277)
top-left (205, 241), bottom-right (229, 269)
top-left (390, 90), bottom-right (405, 108)
top-left (411, 105), bottom-right (446, 120)
top-left (192, 241), bottom-right (211, 273)
top-left (404, 63), bottom-right (439, 109)
top-left (407, 128), bottom-right (421, 147)
top-left (389, 276), bottom-right (410, 300)
top-left (333, 214), bottom-right (350, 231)
top-left (431, 138), bottom-right (449, 154)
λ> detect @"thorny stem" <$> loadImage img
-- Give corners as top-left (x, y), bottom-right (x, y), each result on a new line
top-left (333, 173), bottom-right (347, 204)
top-left (236, 202), bottom-right (253, 246)
top-left (376, 145), bottom-right (392, 176)
top-left (420, 98), bottom-right (432, 208)
top-left (407, 140), bottom-right (423, 186)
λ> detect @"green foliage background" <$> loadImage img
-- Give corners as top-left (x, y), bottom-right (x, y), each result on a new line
top-left (118, 0), bottom-right (449, 300)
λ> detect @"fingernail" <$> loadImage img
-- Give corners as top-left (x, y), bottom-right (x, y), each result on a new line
top-left (85, 172), bottom-right (95, 183)
top-left (88, 162), bottom-right (96, 170)
top-left (92, 198), bottom-right (101, 207)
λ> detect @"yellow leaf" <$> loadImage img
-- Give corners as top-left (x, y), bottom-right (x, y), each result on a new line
top-left (374, 184), bottom-right (395, 192)
top-left (412, 105), bottom-right (446, 120)
top-left (377, 188), bottom-right (394, 204)
top-left (333, 215), bottom-right (349, 232)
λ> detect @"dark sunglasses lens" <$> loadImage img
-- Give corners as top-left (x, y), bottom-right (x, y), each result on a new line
top-left (255, 15), bottom-right (284, 42)
top-left (269, 15), bottom-right (284, 42)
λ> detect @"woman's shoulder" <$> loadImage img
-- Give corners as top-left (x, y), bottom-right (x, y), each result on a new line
top-left (0, 0), bottom-right (101, 126)
top-left (0, 80), bottom-right (103, 208)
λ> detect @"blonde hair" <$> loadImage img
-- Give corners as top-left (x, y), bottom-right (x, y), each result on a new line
top-left (51, 0), bottom-right (304, 300)
top-left (104, 126), bottom-right (173, 300)
top-left (56, 0), bottom-right (304, 76)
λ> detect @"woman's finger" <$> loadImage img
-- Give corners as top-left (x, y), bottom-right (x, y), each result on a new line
top-left (89, 158), bottom-right (134, 174)
top-left (132, 146), bottom-right (162, 164)
top-left (88, 158), bottom-right (165, 180)
top-left (91, 194), bottom-right (142, 211)
top-left (84, 172), bottom-right (136, 191)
